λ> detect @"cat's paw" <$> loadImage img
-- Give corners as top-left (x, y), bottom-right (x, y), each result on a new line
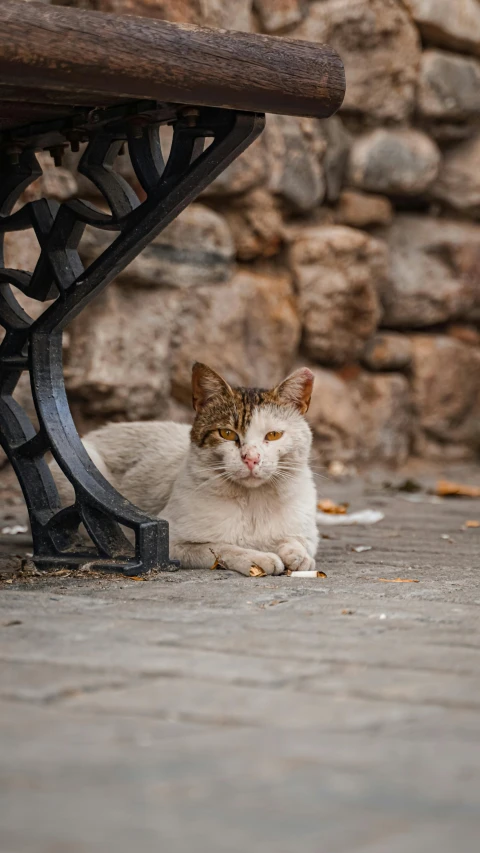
top-left (277, 541), bottom-right (316, 573)
top-left (224, 549), bottom-right (285, 577)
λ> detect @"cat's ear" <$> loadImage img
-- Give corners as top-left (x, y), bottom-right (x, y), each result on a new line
top-left (273, 367), bottom-right (314, 415)
top-left (192, 363), bottom-right (233, 412)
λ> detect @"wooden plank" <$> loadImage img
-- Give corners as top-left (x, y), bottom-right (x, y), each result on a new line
top-left (0, 1), bottom-right (345, 122)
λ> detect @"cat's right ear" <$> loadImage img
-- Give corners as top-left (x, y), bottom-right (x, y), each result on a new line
top-left (192, 363), bottom-right (233, 412)
top-left (273, 367), bottom-right (314, 414)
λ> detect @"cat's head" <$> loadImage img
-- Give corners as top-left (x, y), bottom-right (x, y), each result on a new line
top-left (190, 363), bottom-right (314, 489)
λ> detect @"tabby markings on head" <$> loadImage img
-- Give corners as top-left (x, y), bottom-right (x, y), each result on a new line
top-left (190, 361), bottom-right (313, 452)
top-left (191, 386), bottom-right (279, 448)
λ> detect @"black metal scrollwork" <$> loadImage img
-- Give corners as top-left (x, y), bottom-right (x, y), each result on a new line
top-left (0, 103), bottom-right (265, 573)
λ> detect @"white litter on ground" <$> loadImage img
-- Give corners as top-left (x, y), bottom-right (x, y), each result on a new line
top-left (1, 525), bottom-right (28, 535)
top-left (317, 509), bottom-right (384, 526)
top-left (289, 571), bottom-right (325, 578)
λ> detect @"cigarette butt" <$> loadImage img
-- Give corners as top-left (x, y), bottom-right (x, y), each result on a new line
top-left (288, 570), bottom-right (327, 578)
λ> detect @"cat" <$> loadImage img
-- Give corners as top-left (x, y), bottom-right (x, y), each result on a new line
top-left (63, 363), bottom-right (319, 576)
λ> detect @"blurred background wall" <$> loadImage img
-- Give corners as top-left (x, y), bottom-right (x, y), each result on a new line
top-left (8, 0), bottom-right (480, 471)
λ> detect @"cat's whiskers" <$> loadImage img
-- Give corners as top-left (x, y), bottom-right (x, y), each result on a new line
top-left (309, 465), bottom-right (332, 480)
top-left (269, 470), bottom-right (298, 489)
top-left (277, 467), bottom-right (308, 479)
top-left (190, 462), bottom-right (229, 478)
top-left (193, 466), bottom-right (227, 477)
top-left (279, 463), bottom-right (330, 482)
top-left (190, 470), bottom-right (234, 494)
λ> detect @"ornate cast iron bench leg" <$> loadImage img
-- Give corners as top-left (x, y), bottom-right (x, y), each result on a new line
top-left (0, 105), bottom-right (265, 574)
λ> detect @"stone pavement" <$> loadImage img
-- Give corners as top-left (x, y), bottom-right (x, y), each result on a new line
top-left (1, 464), bottom-right (480, 853)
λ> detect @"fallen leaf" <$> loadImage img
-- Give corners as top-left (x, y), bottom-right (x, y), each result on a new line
top-left (250, 564), bottom-right (266, 578)
top-left (436, 480), bottom-right (480, 498)
top-left (209, 549), bottom-right (227, 571)
top-left (4, 619), bottom-right (22, 627)
top-left (352, 545), bottom-right (372, 553)
top-left (341, 609), bottom-right (354, 615)
top-left (127, 575), bottom-right (147, 581)
top-left (317, 499), bottom-right (349, 515)
top-left (378, 578), bottom-right (419, 583)
top-left (465, 520), bottom-right (480, 528)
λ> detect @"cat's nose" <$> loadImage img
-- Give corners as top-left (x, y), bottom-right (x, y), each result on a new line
top-left (241, 449), bottom-right (260, 471)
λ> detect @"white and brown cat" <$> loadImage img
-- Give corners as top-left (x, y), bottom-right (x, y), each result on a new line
top-left (60, 363), bottom-right (319, 575)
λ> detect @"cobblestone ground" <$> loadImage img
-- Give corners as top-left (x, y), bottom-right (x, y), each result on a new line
top-left (1, 463), bottom-right (480, 853)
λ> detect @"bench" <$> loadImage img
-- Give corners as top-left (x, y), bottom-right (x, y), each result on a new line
top-left (0, 0), bottom-right (345, 574)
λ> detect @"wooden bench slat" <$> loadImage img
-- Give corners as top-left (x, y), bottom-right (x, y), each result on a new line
top-left (0, 1), bottom-right (345, 124)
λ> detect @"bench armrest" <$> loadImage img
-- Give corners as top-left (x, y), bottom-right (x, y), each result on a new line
top-left (0, 1), bottom-right (345, 122)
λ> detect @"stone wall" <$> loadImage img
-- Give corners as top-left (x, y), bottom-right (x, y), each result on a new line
top-left (8, 0), bottom-right (480, 469)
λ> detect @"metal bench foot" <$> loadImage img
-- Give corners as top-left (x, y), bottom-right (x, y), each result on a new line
top-left (0, 104), bottom-right (265, 573)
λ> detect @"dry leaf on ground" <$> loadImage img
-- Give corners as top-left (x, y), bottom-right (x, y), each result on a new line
top-left (378, 578), bottom-right (419, 583)
top-left (317, 499), bottom-right (349, 514)
top-left (209, 549), bottom-right (228, 570)
top-left (465, 520), bottom-right (480, 528)
top-left (436, 480), bottom-right (480, 498)
top-left (250, 564), bottom-right (266, 577)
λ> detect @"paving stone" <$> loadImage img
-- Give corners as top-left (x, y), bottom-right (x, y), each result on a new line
top-left (1, 704), bottom-right (480, 853)
top-left (2, 468), bottom-right (480, 852)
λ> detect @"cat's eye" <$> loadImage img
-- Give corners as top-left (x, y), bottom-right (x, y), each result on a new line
top-left (218, 428), bottom-right (238, 442)
top-left (265, 431), bottom-right (283, 442)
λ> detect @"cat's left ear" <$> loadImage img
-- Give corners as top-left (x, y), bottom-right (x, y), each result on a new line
top-left (273, 367), bottom-right (314, 415)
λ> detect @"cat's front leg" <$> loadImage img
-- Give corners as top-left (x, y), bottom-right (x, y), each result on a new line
top-left (171, 542), bottom-right (284, 576)
top-left (277, 539), bottom-right (317, 573)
